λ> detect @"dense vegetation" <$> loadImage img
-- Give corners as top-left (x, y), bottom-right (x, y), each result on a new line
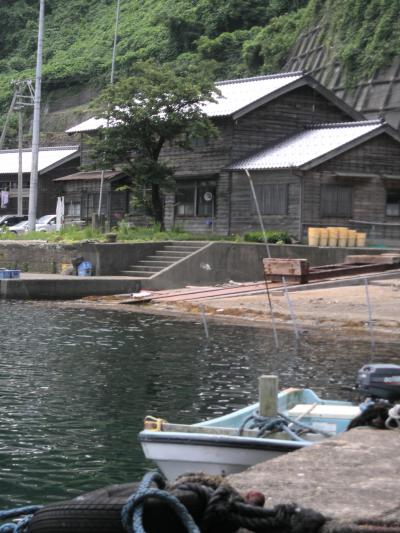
top-left (0, 0), bottom-right (399, 125)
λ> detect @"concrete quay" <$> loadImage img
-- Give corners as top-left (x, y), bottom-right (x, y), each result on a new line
top-left (0, 273), bottom-right (140, 300)
top-left (229, 428), bottom-right (400, 528)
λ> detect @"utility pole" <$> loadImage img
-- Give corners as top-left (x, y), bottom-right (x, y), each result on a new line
top-left (98, 0), bottom-right (121, 218)
top-left (14, 81), bottom-right (35, 215)
top-left (28, 0), bottom-right (45, 231)
top-left (0, 80), bottom-right (34, 215)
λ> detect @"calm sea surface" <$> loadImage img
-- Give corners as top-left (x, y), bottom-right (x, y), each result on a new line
top-left (0, 301), bottom-right (398, 507)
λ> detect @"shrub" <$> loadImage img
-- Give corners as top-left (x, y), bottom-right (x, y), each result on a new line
top-left (243, 230), bottom-right (291, 244)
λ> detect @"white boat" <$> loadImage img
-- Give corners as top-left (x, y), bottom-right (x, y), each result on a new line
top-left (139, 387), bottom-right (361, 480)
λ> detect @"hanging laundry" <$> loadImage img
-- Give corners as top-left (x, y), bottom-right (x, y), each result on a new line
top-left (1, 191), bottom-right (9, 209)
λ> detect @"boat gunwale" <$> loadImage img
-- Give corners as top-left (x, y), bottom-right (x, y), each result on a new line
top-left (138, 430), bottom-right (313, 451)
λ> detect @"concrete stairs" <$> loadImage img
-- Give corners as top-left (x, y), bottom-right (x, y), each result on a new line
top-left (120, 242), bottom-right (209, 278)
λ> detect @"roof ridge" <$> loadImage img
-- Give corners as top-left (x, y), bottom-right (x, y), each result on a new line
top-left (216, 71), bottom-right (304, 86)
top-left (0, 145), bottom-right (79, 154)
top-left (307, 119), bottom-right (384, 129)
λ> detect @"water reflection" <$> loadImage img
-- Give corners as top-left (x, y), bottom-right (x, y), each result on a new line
top-left (0, 301), bottom-right (398, 506)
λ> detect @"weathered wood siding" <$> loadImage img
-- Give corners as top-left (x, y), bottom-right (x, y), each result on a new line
top-left (302, 133), bottom-right (400, 242)
top-left (231, 86), bottom-right (351, 161)
top-left (160, 118), bottom-right (234, 177)
top-left (161, 86), bottom-right (352, 234)
top-left (229, 171), bottom-right (301, 236)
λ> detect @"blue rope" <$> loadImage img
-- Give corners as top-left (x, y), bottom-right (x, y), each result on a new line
top-left (0, 505), bottom-right (42, 533)
top-left (121, 471), bottom-right (200, 533)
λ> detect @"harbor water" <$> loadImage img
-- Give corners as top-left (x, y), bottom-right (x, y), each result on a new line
top-left (0, 301), bottom-right (398, 507)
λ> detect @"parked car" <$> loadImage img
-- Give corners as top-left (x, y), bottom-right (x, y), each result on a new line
top-left (8, 220), bottom-right (29, 234)
top-left (35, 215), bottom-right (57, 232)
top-left (8, 215), bottom-right (57, 234)
top-left (0, 215), bottom-right (28, 230)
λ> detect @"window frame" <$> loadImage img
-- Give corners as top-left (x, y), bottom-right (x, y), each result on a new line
top-left (386, 190), bottom-right (400, 217)
top-left (175, 179), bottom-right (216, 218)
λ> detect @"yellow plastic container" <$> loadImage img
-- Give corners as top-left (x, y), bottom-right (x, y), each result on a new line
top-left (356, 232), bottom-right (367, 247)
top-left (308, 227), bottom-right (320, 246)
top-left (347, 229), bottom-right (357, 248)
top-left (319, 228), bottom-right (328, 247)
top-left (327, 227), bottom-right (338, 247)
top-left (337, 227), bottom-right (348, 247)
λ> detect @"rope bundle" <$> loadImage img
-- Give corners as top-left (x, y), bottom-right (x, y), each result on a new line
top-left (124, 471), bottom-right (326, 533)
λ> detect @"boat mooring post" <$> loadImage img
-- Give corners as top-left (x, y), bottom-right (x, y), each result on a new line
top-left (259, 375), bottom-right (278, 417)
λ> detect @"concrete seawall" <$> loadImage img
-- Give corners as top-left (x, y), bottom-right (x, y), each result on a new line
top-left (229, 428), bottom-right (400, 527)
top-left (0, 274), bottom-right (140, 300)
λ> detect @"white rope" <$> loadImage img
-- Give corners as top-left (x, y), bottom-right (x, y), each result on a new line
top-left (385, 404), bottom-right (400, 430)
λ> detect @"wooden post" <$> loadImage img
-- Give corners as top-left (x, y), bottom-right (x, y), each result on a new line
top-left (259, 375), bottom-right (278, 417)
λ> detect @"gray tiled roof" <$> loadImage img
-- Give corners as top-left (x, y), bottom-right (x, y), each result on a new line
top-left (66, 72), bottom-right (305, 133)
top-left (202, 72), bottom-right (304, 117)
top-left (228, 120), bottom-right (384, 171)
top-left (0, 146), bottom-right (79, 175)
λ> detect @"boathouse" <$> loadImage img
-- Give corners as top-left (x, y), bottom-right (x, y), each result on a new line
top-left (0, 145), bottom-right (80, 217)
top-left (65, 72), bottom-right (400, 243)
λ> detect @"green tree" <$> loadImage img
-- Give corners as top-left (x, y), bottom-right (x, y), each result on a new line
top-left (91, 61), bottom-right (218, 229)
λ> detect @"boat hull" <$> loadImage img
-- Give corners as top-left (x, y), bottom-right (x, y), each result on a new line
top-left (139, 431), bottom-right (310, 479)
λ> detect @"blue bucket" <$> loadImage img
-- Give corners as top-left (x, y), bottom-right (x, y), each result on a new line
top-left (77, 261), bottom-right (93, 277)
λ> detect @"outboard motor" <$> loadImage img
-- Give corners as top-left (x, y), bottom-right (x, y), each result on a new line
top-left (357, 364), bottom-right (400, 402)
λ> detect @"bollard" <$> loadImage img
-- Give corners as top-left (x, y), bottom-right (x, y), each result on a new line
top-left (259, 375), bottom-right (278, 417)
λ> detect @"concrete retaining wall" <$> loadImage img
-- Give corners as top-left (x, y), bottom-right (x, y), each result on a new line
top-left (0, 241), bottom-right (169, 276)
top-left (143, 242), bottom-right (400, 289)
top-left (0, 241), bottom-right (399, 291)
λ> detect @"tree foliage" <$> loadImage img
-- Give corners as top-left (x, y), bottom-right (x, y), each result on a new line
top-left (91, 61), bottom-right (217, 227)
top-left (0, 0), bottom-right (399, 122)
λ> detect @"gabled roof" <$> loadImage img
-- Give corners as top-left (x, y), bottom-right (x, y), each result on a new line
top-left (65, 71), bottom-right (363, 134)
top-left (0, 146), bottom-right (80, 175)
top-left (228, 120), bottom-right (393, 171)
top-left (54, 170), bottom-right (123, 182)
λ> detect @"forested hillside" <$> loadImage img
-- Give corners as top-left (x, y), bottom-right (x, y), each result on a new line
top-left (1, 0), bottom-right (399, 121)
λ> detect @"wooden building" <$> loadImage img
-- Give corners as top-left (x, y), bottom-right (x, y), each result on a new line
top-left (65, 72), bottom-right (400, 243)
top-left (0, 145), bottom-right (79, 217)
top-left (54, 170), bottom-right (131, 225)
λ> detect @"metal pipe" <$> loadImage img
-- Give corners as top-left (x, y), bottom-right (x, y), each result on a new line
top-left (110, 0), bottom-right (121, 84)
top-left (245, 169), bottom-right (279, 348)
top-left (98, 0), bottom-right (121, 217)
top-left (364, 277), bottom-right (376, 357)
top-left (282, 276), bottom-right (300, 341)
top-left (28, 0), bottom-right (45, 231)
top-left (199, 304), bottom-right (209, 340)
top-left (245, 169), bottom-right (271, 258)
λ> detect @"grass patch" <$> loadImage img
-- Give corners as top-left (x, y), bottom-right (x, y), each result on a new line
top-left (243, 230), bottom-right (291, 244)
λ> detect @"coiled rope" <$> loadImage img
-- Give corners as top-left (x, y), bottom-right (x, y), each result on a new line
top-left (239, 410), bottom-right (331, 439)
top-left (0, 505), bottom-right (42, 533)
top-left (121, 471), bottom-right (201, 533)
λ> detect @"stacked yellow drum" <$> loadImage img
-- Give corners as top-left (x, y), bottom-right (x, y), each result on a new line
top-left (307, 227), bottom-right (366, 247)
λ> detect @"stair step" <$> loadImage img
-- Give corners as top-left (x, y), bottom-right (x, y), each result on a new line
top-left (146, 255), bottom-right (183, 260)
top-left (126, 265), bottom-right (163, 272)
top-left (139, 260), bottom-right (175, 265)
top-left (163, 245), bottom-right (203, 251)
top-left (121, 270), bottom-right (155, 277)
top-left (156, 251), bottom-right (189, 256)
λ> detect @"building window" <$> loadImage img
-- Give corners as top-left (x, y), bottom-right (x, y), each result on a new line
top-left (175, 180), bottom-right (216, 217)
top-left (66, 201), bottom-right (81, 217)
top-left (321, 184), bottom-right (352, 217)
top-left (386, 190), bottom-right (400, 216)
top-left (252, 184), bottom-right (288, 215)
